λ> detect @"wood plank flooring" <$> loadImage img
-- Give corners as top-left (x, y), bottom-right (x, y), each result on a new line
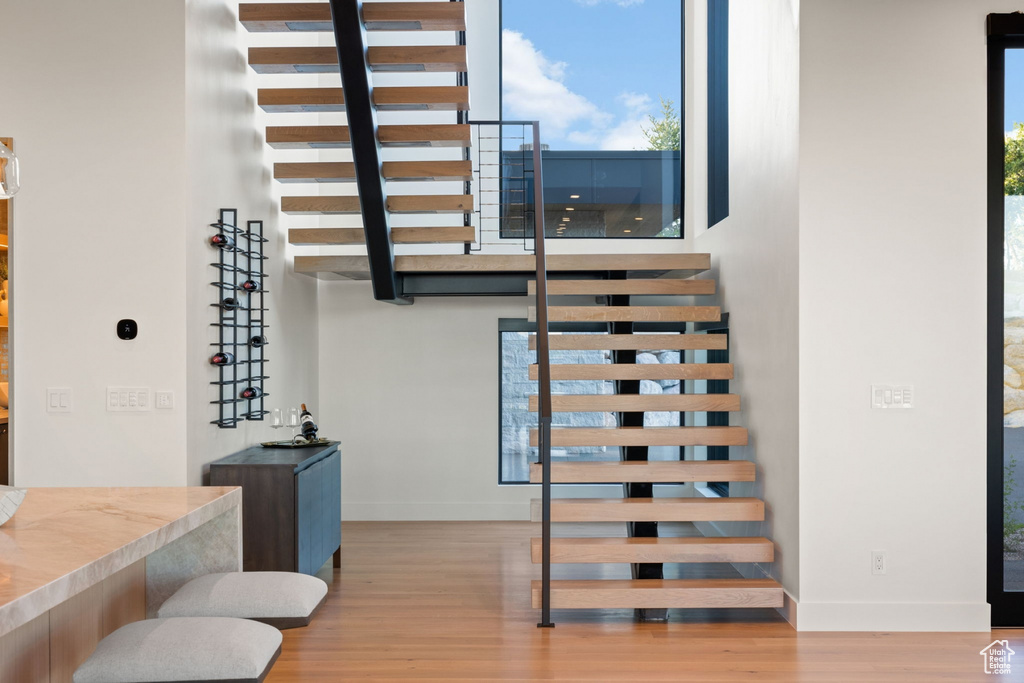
top-left (266, 521), bottom-right (1018, 682)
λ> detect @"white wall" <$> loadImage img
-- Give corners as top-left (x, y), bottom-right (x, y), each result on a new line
top-left (0, 0), bottom-right (320, 486)
top-left (796, 0), bottom-right (1001, 631)
top-left (691, 0), bottom-right (802, 607)
top-left (185, 0), bottom-right (320, 485)
top-left (1, 0), bottom-right (190, 486)
top-left (319, 284), bottom-right (538, 519)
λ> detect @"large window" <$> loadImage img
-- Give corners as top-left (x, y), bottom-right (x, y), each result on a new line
top-left (500, 0), bottom-right (682, 238)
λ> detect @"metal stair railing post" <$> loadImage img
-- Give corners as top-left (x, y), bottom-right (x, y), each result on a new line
top-left (531, 121), bottom-right (554, 629)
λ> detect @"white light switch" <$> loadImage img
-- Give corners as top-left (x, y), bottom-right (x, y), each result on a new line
top-left (871, 384), bottom-right (914, 409)
top-left (47, 387), bottom-right (73, 413)
top-left (107, 386), bottom-right (152, 412)
top-left (155, 391), bottom-right (174, 409)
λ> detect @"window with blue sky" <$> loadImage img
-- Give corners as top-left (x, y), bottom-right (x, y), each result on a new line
top-left (500, 0), bottom-right (682, 238)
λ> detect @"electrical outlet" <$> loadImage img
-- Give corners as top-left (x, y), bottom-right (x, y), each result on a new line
top-left (872, 550), bottom-right (887, 575)
top-left (156, 391), bottom-right (174, 409)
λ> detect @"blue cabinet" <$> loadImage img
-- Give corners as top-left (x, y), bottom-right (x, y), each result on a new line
top-left (209, 442), bottom-right (341, 575)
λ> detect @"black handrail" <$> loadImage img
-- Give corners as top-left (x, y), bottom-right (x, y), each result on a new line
top-left (531, 122), bottom-right (554, 628)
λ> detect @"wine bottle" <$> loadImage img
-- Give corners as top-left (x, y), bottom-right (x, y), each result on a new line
top-left (240, 279), bottom-right (260, 292)
top-left (210, 352), bottom-right (235, 366)
top-left (249, 334), bottom-right (269, 348)
top-left (299, 403), bottom-right (318, 442)
top-left (210, 233), bottom-right (235, 249)
top-left (219, 297), bottom-right (241, 311)
top-left (240, 386), bottom-right (263, 400)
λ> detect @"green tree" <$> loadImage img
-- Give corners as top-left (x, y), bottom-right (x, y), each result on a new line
top-left (1008, 123), bottom-right (1024, 195)
top-left (641, 97), bottom-right (681, 152)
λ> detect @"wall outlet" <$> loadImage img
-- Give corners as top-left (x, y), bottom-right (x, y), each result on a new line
top-left (107, 386), bottom-right (151, 412)
top-left (156, 391), bottom-right (174, 409)
top-left (871, 550), bottom-right (887, 575)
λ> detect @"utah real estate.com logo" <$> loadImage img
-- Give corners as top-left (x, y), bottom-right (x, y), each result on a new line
top-left (981, 640), bottom-right (1015, 675)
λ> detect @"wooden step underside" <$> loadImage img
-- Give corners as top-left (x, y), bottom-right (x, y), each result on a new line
top-left (248, 46), bottom-right (467, 73)
top-left (528, 364), bottom-right (733, 381)
top-left (529, 334), bottom-right (728, 352)
top-left (282, 195), bottom-right (473, 215)
top-left (530, 579), bottom-right (783, 609)
top-left (274, 160), bottom-right (473, 183)
top-left (528, 279), bottom-right (716, 296)
top-left (530, 537), bottom-right (774, 564)
top-left (295, 253), bottom-right (712, 278)
top-left (530, 497), bottom-right (764, 523)
top-left (258, 87), bottom-right (470, 113)
top-left (266, 124), bottom-right (471, 149)
top-left (527, 460), bottom-right (755, 484)
top-left (289, 226), bottom-right (474, 246)
top-left (529, 306), bottom-right (720, 323)
top-left (240, 2), bottom-right (466, 32)
top-left (529, 426), bottom-right (748, 447)
top-left (527, 393), bottom-right (741, 413)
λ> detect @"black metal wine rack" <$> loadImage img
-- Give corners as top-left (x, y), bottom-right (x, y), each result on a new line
top-left (210, 208), bottom-right (269, 428)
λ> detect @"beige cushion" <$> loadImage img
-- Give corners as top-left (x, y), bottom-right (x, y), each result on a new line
top-left (73, 617), bottom-right (281, 683)
top-left (158, 571), bottom-right (328, 629)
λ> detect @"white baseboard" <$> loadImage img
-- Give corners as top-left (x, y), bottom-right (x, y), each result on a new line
top-left (793, 600), bottom-right (991, 632)
top-left (342, 502), bottom-right (530, 521)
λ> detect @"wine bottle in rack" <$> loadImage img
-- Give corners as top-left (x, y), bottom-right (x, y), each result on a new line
top-left (240, 386), bottom-right (264, 400)
top-left (219, 297), bottom-right (241, 311)
top-left (249, 334), bottom-right (269, 348)
top-left (210, 352), bottom-right (235, 366)
top-left (240, 279), bottom-right (261, 292)
top-left (299, 404), bottom-right (318, 442)
top-left (210, 233), bottom-right (235, 249)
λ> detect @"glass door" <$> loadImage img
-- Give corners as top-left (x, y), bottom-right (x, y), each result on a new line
top-left (989, 16), bottom-right (1024, 625)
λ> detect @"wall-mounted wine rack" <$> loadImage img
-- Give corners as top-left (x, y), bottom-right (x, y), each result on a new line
top-left (209, 208), bottom-right (269, 428)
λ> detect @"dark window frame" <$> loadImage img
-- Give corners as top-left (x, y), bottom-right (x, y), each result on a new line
top-left (988, 12), bottom-right (1024, 627)
top-left (707, 0), bottom-right (730, 228)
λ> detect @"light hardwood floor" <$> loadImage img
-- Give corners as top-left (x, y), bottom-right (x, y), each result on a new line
top-left (268, 522), bottom-right (1019, 682)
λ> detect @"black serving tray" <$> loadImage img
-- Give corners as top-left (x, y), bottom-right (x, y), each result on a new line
top-left (260, 437), bottom-right (333, 449)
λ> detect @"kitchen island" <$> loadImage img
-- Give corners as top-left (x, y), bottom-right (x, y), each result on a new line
top-left (0, 486), bottom-right (241, 682)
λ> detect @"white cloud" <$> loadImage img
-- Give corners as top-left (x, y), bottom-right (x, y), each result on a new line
top-left (502, 32), bottom-right (657, 150)
top-left (501, 30), bottom-right (610, 137)
top-left (574, 0), bottom-right (645, 6)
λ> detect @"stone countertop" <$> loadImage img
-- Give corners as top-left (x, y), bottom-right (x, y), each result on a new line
top-left (0, 486), bottom-right (240, 638)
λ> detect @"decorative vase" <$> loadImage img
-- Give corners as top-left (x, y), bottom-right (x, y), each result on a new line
top-left (0, 280), bottom-right (9, 317)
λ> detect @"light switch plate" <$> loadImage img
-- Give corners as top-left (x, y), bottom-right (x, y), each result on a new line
top-left (872, 384), bottom-right (914, 409)
top-left (107, 386), bottom-right (151, 412)
top-left (47, 387), bottom-right (73, 413)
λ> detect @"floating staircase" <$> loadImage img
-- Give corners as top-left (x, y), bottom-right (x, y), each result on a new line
top-left (240, 0), bottom-right (782, 623)
top-left (524, 273), bottom-right (782, 616)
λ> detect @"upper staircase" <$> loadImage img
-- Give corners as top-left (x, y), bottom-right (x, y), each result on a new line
top-left (240, 0), bottom-right (782, 623)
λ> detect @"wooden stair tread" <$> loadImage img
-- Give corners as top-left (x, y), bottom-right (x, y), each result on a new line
top-left (528, 460), bottom-right (755, 484)
top-left (266, 124), bottom-right (471, 149)
top-left (363, 2), bottom-right (467, 31)
top-left (530, 579), bottom-right (783, 609)
top-left (258, 87), bottom-right (470, 113)
top-left (248, 46), bottom-right (467, 73)
top-left (241, 2), bottom-right (465, 32)
top-left (529, 426), bottom-right (748, 447)
top-left (295, 253), bottom-right (710, 276)
top-left (528, 363), bottom-right (733, 381)
top-left (289, 227), bottom-right (474, 246)
top-left (528, 393), bottom-right (741, 413)
top-left (530, 537), bottom-right (774, 564)
top-left (282, 194), bottom-right (473, 215)
top-left (274, 160), bottom-right (473, 182)
top-left (530, 497), bottom-right (764, 523)
top-left (529, 305), bottom-right (721, 323)
top-left (530, 334), bottom-right (728, 352)
top-left (528, 279), bottom-right (716, 296)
